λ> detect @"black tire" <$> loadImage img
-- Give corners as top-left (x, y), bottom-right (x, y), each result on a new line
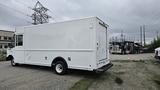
top-left (11, 59), bottom-right (18, 66)
top-left (54, 61), bottom-right (67, 75)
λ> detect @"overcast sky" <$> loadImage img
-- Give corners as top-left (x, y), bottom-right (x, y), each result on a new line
top-left (0, 0), bottom-right (160, 43)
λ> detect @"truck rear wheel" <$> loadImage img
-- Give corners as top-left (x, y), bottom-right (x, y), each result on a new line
top-left (54, 61), bottom-right (67, 75)
top-left (11, 59), bottom-right (18, 66)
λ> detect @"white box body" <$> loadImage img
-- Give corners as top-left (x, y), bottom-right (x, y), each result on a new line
top-left (7, 17), bottom-right (110, 71)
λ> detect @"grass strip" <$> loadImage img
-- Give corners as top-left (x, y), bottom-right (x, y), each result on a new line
top-left (70, 77), bottom-right (94, 90)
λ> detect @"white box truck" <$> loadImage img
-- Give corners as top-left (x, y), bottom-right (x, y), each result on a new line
top-left (7, 17), bottom-right (113, 75)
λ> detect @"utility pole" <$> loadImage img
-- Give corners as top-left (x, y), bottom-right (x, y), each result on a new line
top-left (121, 30), bottom-right (124, 42)
top-left (115, 36), bottom-right (118, 42)
top-left (156, 30), bottom-right (159, 39)
top-left (140, 26), bottom-right (143, 46)
top-left (31, 1), bottom-right (51, 25)
top-left (143, 25), bottom-right (146, 46)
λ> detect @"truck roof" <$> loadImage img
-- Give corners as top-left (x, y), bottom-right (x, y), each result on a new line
top-left (155, 47), bottom-right (160, 51)
top-left (16, 16), bottom-right (108, 29)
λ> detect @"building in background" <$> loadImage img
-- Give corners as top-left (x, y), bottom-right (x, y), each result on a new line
top-left (0, 30), bottom-right (14, 53)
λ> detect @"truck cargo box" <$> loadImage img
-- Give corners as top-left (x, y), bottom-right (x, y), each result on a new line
top-left (7, 17), bottom-right (113, 74)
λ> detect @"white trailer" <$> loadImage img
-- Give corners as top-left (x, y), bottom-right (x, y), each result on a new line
top-left (7, 17), bottom-right (113, 75)
top-left (155, 47), bottom-right (160, 60)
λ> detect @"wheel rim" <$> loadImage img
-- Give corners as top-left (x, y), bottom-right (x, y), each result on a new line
top-left (12, 60), bottom-right (15, 66)
top-left (55, 64), bottom-right (63, 73)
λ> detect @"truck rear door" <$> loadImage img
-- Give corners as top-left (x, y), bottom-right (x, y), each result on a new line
top-left (96, 22), bottom-right (108, 67)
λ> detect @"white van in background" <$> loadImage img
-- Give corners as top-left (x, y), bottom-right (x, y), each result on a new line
top-left (155, 47), bottom-right (160, 60)
top-left (6, 17), bottom-right (113, 75)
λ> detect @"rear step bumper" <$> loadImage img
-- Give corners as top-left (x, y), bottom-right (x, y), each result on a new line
top-left (94, 63), bottom-right (113, 73)
top-left (155, 55), bottom-right (160, 60)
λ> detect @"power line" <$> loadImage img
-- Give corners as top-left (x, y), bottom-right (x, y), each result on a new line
top-left (17, 0), bottom-right (56, 24)
top-left (48, 10), bottom-right (57, 22)
top-left (16, 0), bottom-right (57, 22)
top-left (31, 1), bottom-right (51, 25)
top-left (0, 1), bottom-right (56, 24)
top-left (0, 3), bottom-right (31, 18)
top-left (0, 3), bottom-right (32, 24)
top-left (14, 0), bottom-right (56, 23)
top-left (15, 0), bottom-right (33, 10)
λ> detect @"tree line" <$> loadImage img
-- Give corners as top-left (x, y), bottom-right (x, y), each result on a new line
top-left (146, 37), bottom-right (160, 52)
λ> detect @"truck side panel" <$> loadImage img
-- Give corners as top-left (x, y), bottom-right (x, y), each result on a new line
top-left (22, 18), bottom-right (96, 70)
top-left (24, 50), bottom-right (95, 70)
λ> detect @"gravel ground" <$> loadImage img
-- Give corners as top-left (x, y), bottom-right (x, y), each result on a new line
top-left (0, 53), bottom-right (159, 90)
top-left (88, 60), bottom-right (160, 90)
top-left (0, 61), bottom-right (83, 90)
top-left (110, 53), bottom-right (155, 60)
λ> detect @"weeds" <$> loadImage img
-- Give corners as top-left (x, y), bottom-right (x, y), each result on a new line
top-left (115, 77), bottom-right (123, 85)
top-left (0, 54), bottom-right (6, 61)
top-left (69, 78), bottom-right (94, 90)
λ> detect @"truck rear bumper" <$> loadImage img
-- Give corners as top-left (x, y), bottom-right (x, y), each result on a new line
top-left (155, 55), bottom-right (160, 60)
top-left (94, 63), bottom-right (113, 73)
